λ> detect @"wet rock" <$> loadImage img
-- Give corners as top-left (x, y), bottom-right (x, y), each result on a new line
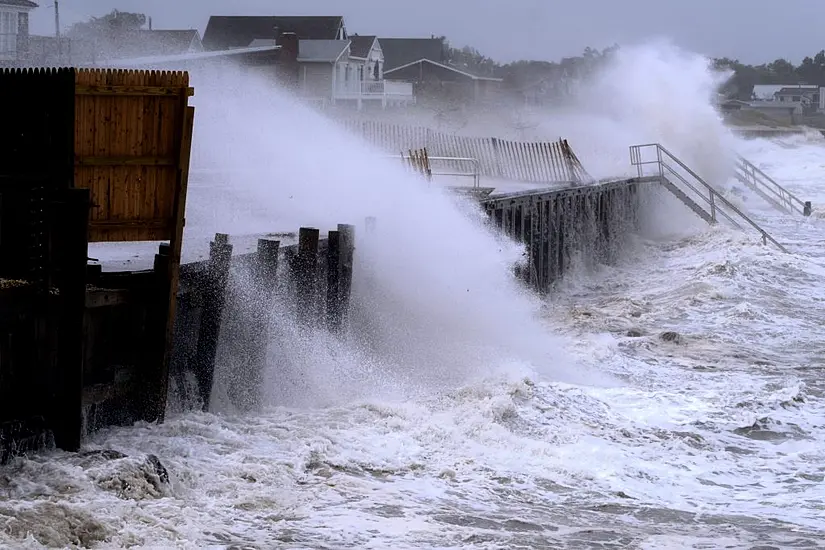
top-left (0, 502), bottom-right (110, 548)
top-left (626, 329), bottom-right (644, 338)
top-left (146, 454), bottom-right (169, 484)
top-left (77, 449), bottom-right (127, 462)
top-left (660, 331), bottom-right (683, 344)
top-left (72, 450), bottom-right (171, 500)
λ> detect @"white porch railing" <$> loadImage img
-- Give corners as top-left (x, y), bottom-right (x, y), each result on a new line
top-left (334, 80), bottom-right (414, 101)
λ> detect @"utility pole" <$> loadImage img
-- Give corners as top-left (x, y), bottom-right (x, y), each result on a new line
top-left (54, 1), bottom-right (61, 63)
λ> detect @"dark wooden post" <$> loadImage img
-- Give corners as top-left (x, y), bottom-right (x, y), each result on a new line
top-left (230, 238), bottom-right (280, 411)
top-left (326, 230), bottom-right (343, 333)
top-left (139, 242), bottom-right (171, 423)
top-left (193, 233), bottom-right (232, 411)
top-left (804, 201), bottom-right (812, 217)
top-left (257, 238), bottom-right (280, 285)
top-left (337, 224), bottom-right (355, 329)
top-left (295, 227), bottom-right (320, 325)
top-left (52, 188), bottom-right (90, 452)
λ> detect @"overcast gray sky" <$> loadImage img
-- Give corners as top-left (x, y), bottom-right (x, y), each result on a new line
top-left (30, 0), bottom-right (825, 65)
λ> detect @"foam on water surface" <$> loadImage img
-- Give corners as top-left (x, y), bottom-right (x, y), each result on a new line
top-left (4, 42), bottom-right (825, 549)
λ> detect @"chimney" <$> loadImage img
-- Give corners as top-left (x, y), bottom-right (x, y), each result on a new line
top-left (275, 31), bottom-right (299, 88)
top-left (16, 12), bottom-right (30, 63)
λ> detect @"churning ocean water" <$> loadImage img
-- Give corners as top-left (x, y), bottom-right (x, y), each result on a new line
top-left (1, 131), bottom-right (824, 550)
top-left (3, 39), bottom-right (825, 547)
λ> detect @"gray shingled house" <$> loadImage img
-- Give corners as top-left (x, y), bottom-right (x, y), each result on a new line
top-left (380, 37), bottom-right (503, 103)
top-left (0, 0), bottom-right (37, 65)
top-left (202, 16), bottom-right (413, 109)
top-left (202, 16), bottom-right (347, 50)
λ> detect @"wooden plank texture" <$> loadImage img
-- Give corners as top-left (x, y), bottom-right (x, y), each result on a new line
top-left (74, 69), bottom-right (192, 243)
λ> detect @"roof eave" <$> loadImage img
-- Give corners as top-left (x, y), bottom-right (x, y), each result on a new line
top-left (385, 58), bottom-right (502, 81)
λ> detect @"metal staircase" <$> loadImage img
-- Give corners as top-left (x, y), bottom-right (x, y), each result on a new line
top-left (630, 143), bottom-right (788, 253)
top-left (734, 155), bottom-right (811, 216)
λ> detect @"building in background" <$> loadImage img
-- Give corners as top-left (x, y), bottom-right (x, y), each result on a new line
top-left (0, 0), bottom-right (36, 66)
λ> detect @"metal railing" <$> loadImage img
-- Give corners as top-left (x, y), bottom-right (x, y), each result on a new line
top-left (426, 156), bottom-right (481, 188)
top-left (390, 153), bottom-right (481, 188)
top-left (630, 143), bottom-right (788, 253)
top-left (734, 155), bottom-right (810, 216)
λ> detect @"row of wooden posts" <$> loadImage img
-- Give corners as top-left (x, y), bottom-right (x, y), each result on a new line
top-left (178, 224), bottom-right (358, 411)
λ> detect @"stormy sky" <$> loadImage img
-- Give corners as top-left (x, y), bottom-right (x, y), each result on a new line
top-left (30, 0), bottom-right (825, 65)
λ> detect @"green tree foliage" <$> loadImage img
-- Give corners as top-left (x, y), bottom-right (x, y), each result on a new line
top-left (67, 10), bottom-right (146, 40)
top-left (713, 51), bottom-right (825, 99)
top-left (66, 10), bottom-right (147, 60)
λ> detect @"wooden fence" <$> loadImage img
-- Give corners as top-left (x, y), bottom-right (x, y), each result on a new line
top-left (341, 120), bottom-right (591, 184)
top-left (0, 68), bottom-right (195, 456)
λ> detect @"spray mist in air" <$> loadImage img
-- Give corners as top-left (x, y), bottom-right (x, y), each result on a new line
top-left (181, 65), bottom-right (617, 410)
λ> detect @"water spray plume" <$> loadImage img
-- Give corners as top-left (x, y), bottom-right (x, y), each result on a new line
top-left (184, 66), bottom-right (612, 410)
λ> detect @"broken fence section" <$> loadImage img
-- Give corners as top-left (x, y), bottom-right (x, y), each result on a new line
top-left (342, 120), bottom-right (592, 184)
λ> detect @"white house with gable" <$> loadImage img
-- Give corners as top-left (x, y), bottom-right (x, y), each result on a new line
top-left (0, 0), bottom-right (36, 64)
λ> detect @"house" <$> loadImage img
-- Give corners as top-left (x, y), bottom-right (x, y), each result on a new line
top-left (201, 16), bottom-right (414, 109)
top-left (202, 16), bottom-right (346, 50)
top-left (751, 84), bottom-right (824, 113)
top-left (296, 38), bottom-right (351, 104)
top-left (380, 37), bottom-right (503, 103)
top-left (379, 37), bottom-right (446, 72)
top-left (349, 35), bottom-right (382, 81)
top-left (0, 0), bottom-right (36, 65)
top-left (774, 86), bottom-right (821, 110)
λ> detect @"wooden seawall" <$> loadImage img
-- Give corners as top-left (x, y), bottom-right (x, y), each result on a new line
top-left (1, 67), bottom-right (194, 458)
top-left (481, 177), bottom-right (658, 293)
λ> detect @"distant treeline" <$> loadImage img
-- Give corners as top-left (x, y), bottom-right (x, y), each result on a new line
top-left (713, 53), bottom-right (825, 100)
top-left (441, 38), bottom-right (619, 93)
top-left (447, 38), bottom-right (825, 101)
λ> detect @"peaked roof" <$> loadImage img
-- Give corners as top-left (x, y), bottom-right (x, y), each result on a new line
top-left (90, 29), bottom-right (203, 61)
top-left (349, 35), bottom-right (376, 59)
top-left (378, 38), bottom-right (444, 71)
top-left (141, 30), bottom-right (202, 54)
top-left (298, 39), bottom-right (350, 63)
top-left (203, 16), bottom-right (344, 50)
top-left (0, 0), bottom-right (38, 7)
top-left (775, 87), bottom-right (818, 95)
top-left (384, 58), bottom-right (503, 82)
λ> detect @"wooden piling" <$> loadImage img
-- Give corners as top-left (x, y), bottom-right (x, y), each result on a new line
top-left (140, 242), bottom-right (171, 423)
top-left (337, 224), bottom-right (356, 329)
top-left (804, 201), bottom-right (812, 217)
top-left (295, 227), bottom-right (320, 324)
top-left (52, 188), bottom-right (90, 452)
top-left (193, 233), bottom-right (232, 411)
top-left (326, 230), bottom-right (343, 333)
top-left (234, 238), bottom-right (280, 410)
top-left (256, 239), bottom-right (281, 285)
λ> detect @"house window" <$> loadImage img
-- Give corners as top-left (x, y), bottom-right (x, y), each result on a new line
top-left (0, 10), bottom-right (17, 56)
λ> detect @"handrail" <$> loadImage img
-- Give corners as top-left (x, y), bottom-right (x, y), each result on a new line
top-left (389, 154), bottom-right (481, 188)
top-left (630, 143), bottom-right (788, 253)
top-left (427, 156), bottom-right (481, 188)
top-left (734, 155), bottom-right (810, 216)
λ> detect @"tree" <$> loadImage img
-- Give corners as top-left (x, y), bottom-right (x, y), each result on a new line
top-left (712, 50), bottom-right (825, 100)
top-left (69, 10), bottom-right (146, 36)
top-left (67, 10), bottom-right (148, 60)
